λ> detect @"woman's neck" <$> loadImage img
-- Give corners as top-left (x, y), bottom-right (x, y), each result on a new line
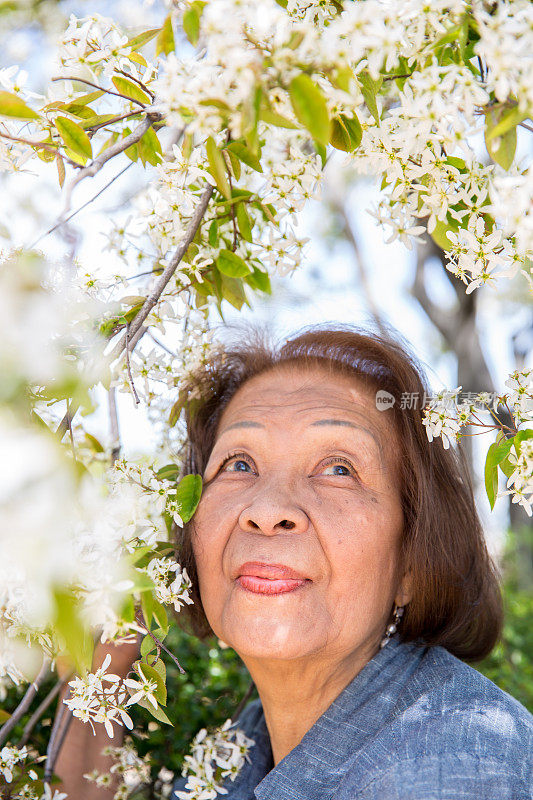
top-left (243, 643), bottom-right (378, 765)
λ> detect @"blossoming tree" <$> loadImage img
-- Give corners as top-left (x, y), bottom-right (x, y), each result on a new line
top-left (0, 1), bottom-right (532, 798)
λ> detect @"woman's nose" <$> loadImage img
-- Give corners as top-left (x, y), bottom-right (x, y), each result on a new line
top-left (237, 487), bottom-right (309, 535)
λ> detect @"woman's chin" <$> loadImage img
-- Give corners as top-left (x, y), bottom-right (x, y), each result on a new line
top-left (216, 608), bottom-right (325, 662)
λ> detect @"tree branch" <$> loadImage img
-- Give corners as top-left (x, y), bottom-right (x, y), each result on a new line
top-left (108, 182), bottom-right (214, 362)
top-left (108, 385), bottom-right (121, 464)
top-left (410, 241), bottom-right (456, 341)
top-left (0, 657), bottom-right (51, 747)
top-left (0, 130), bottom-right (78, 167)
top-left (44, 691), bottom-right (73, 785)
top-left (336, 203), bottom-right (389, 336)
top-left (31, 163), bottom-right (132, 248)
top-left (19, 675), bottom-right (70, 747)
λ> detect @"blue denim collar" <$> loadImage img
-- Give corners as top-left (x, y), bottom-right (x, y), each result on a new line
top-left (229, 636), bottom-right (428, 800)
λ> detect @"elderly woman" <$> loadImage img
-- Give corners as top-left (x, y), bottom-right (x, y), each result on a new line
top-left (170, 325), bottom-right (533, 800)
top-left (56, 325), bottom-right (532, 800)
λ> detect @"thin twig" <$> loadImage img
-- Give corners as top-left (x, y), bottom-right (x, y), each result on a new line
top-left (30, 163), bottom-right (132, 248)
top-left (0, 130), bottom-right (78, 166)
top-left (19, 676), bottom-right (70, 746)
top-left (519, 121), bottom-right (533, 133)
top-left (51, 75), bottom-right (148, 108)
top-left (109, 182), bottom-right (214, 361)
top-left (124, 324), bottom-right (141, 405)
top-left (147, 330), bottom-right (177, 357)
top-left (85, 109), bottom-right (143, 133)
top-left (0, 657), bottom-right (51, 747)
top-left (135, 612), bottom-right (185, 674)
top-left (44, 690), bottom-right (72, 784)
top-left (108, 385), bottom-right (122, 463)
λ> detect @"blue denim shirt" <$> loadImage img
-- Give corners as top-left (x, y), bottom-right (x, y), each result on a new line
top-left (173, 636), bottom-right (533, 799)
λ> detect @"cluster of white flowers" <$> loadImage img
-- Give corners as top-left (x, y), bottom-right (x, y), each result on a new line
top-left (474, 0), bottom-right (533, 113)
top-left (504, 368), bottom-right (533, 425)
top-left (176, 720), bottom-right (254, 800)
top-left (84, 737), bottom-right (151, 800)
top-left (421, 373), bottom-right (533, 516)
top-left (112, 459), bottom-right (185, 527)
top-left (64, 653), bottom-right (134, 738)
top-left (502, 438), bottom-right (533, 517)
top-left (145, 558), bottom-right (193, 612)
top-left (0, 744), bottom-right (31, 784)
top-left (57, 13), bottom-right (135, 81)
top-left (421, 387), bottom-right (472, 450)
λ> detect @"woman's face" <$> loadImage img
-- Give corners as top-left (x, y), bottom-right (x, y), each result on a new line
top-left (191, 366), bottom-right (411, 668)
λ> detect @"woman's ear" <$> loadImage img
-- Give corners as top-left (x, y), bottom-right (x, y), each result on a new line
top-left (395, 570), bottom-right (412, 608)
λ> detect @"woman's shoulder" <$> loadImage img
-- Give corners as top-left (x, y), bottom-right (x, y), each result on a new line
top-left (337, 642), bottom-right (533, 799)
top-left (413, 643), bottom-right (532, 728)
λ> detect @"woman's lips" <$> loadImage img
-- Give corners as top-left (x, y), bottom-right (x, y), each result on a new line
top-left (236, 562), bottom-right (309, 595)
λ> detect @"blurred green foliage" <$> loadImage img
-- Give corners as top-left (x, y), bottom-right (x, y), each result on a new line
top-left (476, 525), bottom-right (533, 713)
top-left (129, 624), bottom-right (254, 778)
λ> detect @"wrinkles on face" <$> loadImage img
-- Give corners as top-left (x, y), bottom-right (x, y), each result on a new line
top-left (191, 365), bottom-right (407, 668)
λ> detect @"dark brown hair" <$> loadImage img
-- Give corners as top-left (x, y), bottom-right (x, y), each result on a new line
top-left (175, 324), bottom-right (503, 662)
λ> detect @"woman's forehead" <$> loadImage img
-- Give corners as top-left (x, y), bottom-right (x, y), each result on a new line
top-left (215, 365), bottom-right (400, 465)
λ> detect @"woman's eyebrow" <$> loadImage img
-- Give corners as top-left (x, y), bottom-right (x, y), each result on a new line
top-left (220, 420), bottom-right (265, 434)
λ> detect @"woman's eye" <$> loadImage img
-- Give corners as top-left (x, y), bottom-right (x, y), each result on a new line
top-left (220, 454), bottom-right (255, 474)
top-left (319, 459), bottom-right (357, 478)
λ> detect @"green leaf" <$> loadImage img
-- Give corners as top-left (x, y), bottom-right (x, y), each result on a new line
top-left (155, 13), bottom-right (175, 56)
top-left (53, 588), bottom-right (94, 676)
top-left (236, 202), bottom-right (253, 242)
top-left (217, 248), bottom-right (251, 277)
top-left (133, 660), bottom-right (167, 705)
top-left (288, 74), bottom-right (330, 146)
top-left (111, 76), bottom-right (151, 104)
top-left (430, 217), bottom-right (460, 251)
top-left (80, 113), bottom-right (120, 130)
top-left (258, 106), bottom-right (298, 129)
top-left (157, 464), bottom-right (180, 482)
top-left (358, 70), bottom-right (382, 125)
top-left (206, 136), bottom-right (231, 199)
top-left (484, 438), bottom-right (513, 510)
top-left (329, 113), bottom-right (362, 152)
top-left (130, 568), bottom-right (155, 592)
top-left (137, 695), bottom-right (173, 725)
top-left (176, 474), bottom-right (202, 523)
top-left (0, 90), bottom-right (39, 119)
top-left (0, 708), bottom-right (11, 724)
top-left (484, 107), bottom-right (517, 171)
top-left (226, 141), bottom-right (263, 172)
top-left (140, 633), bottom-right (157, 658)
top-left (245, 266), bottom-right (271, 293)
top-left (56, 155), bottom-right (65, 188)
top-left (219, 274), bottom-right (248, 310)
top-left (60, 90), bottom-right (104, 111)
top-left (183, 2), bottom-right (204, 46)
top-left (127, 28), bottom-right (160, 50)
top-left (55, 115), bottom-right (92, 162)
top-left (84, 433), bottom-right (104, 452)
top-left (226, 148), bottom-right (241, 180)
top-left (486, 105), bottom-right (527, 140)
top-left (137, 125), bottom-right (163, 166)
top-left (208, 219), bottom-right (219, 248)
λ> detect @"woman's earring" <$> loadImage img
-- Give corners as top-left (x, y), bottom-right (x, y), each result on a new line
top-left (380, 604), bottom-right (404, 649)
